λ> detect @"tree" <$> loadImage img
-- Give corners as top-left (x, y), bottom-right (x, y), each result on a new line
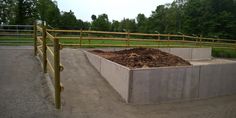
top-left (91, 14), bottom-right (97, 21)
top-left (148, 5), bottom-right (168, 33)
top-left (82, 21), bottom-right (91, 30)
top-left (0, 0), bottom-right (15, 24)
top-left (136, 14), bottom-right (148, 33)
top-left (182, 0), bottom-right (236, 38)
top-left (111, 20), bottom-right (120, 32)
top-left (91, 14), bottom-right (110, 31)
top-left (119, 18), bottom-right (137, 32)
top-left (37, 0), bottom-right (60, 27)
top-left (60, 10), bottom-right (77, 29)
top-left (15, 0), bottom-right (37, 24)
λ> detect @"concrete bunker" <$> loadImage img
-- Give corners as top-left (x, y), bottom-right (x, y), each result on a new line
top-left (84, 48), bottom-right (236, 104)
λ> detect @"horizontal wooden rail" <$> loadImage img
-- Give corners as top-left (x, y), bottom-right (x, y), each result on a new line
top-left (57, 36), bottom-right (199, 44)
top-left (183, 35), bottom-right (199, 39)
top-left (61, 43), bottom-right (200, 48)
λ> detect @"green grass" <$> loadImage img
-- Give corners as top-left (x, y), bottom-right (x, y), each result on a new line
top-left (212, 48), bottom-right (236, 58)
top-left (0, 37), bottom-right (33, 46)
top-left (59, 38), bottom-right (200, 46)
top-left (1, 37), bottom-right (236, 58)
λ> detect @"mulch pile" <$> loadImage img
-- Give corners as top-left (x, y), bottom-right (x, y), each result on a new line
top-left (90, 48), bottom-right (191, 68)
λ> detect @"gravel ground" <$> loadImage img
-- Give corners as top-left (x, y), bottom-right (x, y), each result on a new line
top-left (0, 46), bottom-right (236, 118)
top-left (0, 47), bottom-right (63, 118)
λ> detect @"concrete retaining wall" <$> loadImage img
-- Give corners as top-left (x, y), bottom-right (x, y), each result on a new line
top-left (86, 52), bottom-right (130, 102)
top-left (130, 66), bottom-right (201, 104)
top-left (84, 49), bottom-right (236, 104)
top-left (131, 63), bottom-right (236, 104)
top-left (199, 63), bottom-right (236, 98)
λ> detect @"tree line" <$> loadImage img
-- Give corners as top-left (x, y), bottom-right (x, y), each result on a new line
top-left (0, 0), bottom-right (235, 39)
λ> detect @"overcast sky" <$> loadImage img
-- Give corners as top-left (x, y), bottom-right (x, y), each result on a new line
top-left (56, 0), bottom-right (174, 22)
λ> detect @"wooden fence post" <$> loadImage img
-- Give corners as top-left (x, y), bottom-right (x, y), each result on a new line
top-left (200, 35), bottom-right (202, 47)
top-left (182, 35), bottom-right (185, 41)
top-left (212, 38), bottom-right (215, 48)
top-left (54, 38), bottom-right (61, 109)
top-left (127, 32), bottom-right (130, 47)
top-left (42, 24), bottom-right (47, 73)
top-left (33, 21), bottom-right (37, 56)
top-left (168, 34), bottom-right (170, 48)
top-left (80, 29), bottom-right (82, 47)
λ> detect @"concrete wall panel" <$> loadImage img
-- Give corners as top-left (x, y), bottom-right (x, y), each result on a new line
top-left (170, 48), bottom-right (192, 60)
top-left (166, 68), bottom-right (186, 101)
top-left (218, 63), bottom-right (236, 95)
top-left (131, 70), bottom-right (150, 104)
top-left (100, 58), bottom-right (130, 102)
top-left (192, 48), bottom-right (211, 60)
top-left (158, 48), bottom-right (170, 53)
top-left (132, 67), bottom-right (187, 104)
top-left (182, 66), bottom-right (200, 100)
top-left (149, 68), bottom-right (168, 103)
top-left (85, 52), bottom-right (101, 72)
top-left (199, 64), bottom-right (221, 98)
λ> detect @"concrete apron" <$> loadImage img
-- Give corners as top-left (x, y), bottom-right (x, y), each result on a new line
top-left (84, 48), bottom-right (236, 104)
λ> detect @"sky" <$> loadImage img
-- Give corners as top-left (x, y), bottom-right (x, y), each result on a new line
top-left (56, 0), bottom-right (174, 22)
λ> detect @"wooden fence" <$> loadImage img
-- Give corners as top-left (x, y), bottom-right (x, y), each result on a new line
top-left (46, 29), bottom-right (236, 49)
top-left (34, 23), bottom-right (63, 109)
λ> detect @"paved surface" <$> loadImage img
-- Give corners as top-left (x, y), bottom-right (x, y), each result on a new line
top-left (0, 47), bottom-right (62, 118)
top-left (0, 46), bottom-right (236, 118)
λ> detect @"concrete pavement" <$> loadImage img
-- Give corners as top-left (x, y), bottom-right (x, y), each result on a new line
top-left (0, 47), bottom-right (62, 118)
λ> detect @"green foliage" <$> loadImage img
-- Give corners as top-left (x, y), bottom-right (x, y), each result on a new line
top-left (0, 0), bottom-right (15, 24)
top-left (136, 14), bottom-right (148, 33)
top-left (91, 14), bottom-right (110, 31)
top-left (119, 18), bottom-right (137, 32)
top-left (0, 0), bottom-right (37, 24)
top-left (110, 20), bottom-right (120, 32)
top-left (37, 0), bottom-right (60, 27)
top-left (183, 0), bottom-right (236, 39)
top-left (60, 10), bottom-right (77, 29)
top-left (91, 14), bottom-right (97, 21)
top-left (212, 48), bottom-right (236, 58)
top-left (15, 0), bottom-right (37, 24)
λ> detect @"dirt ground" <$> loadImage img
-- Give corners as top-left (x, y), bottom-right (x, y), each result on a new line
top-left (90, 48), bottom-right (191, 68)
